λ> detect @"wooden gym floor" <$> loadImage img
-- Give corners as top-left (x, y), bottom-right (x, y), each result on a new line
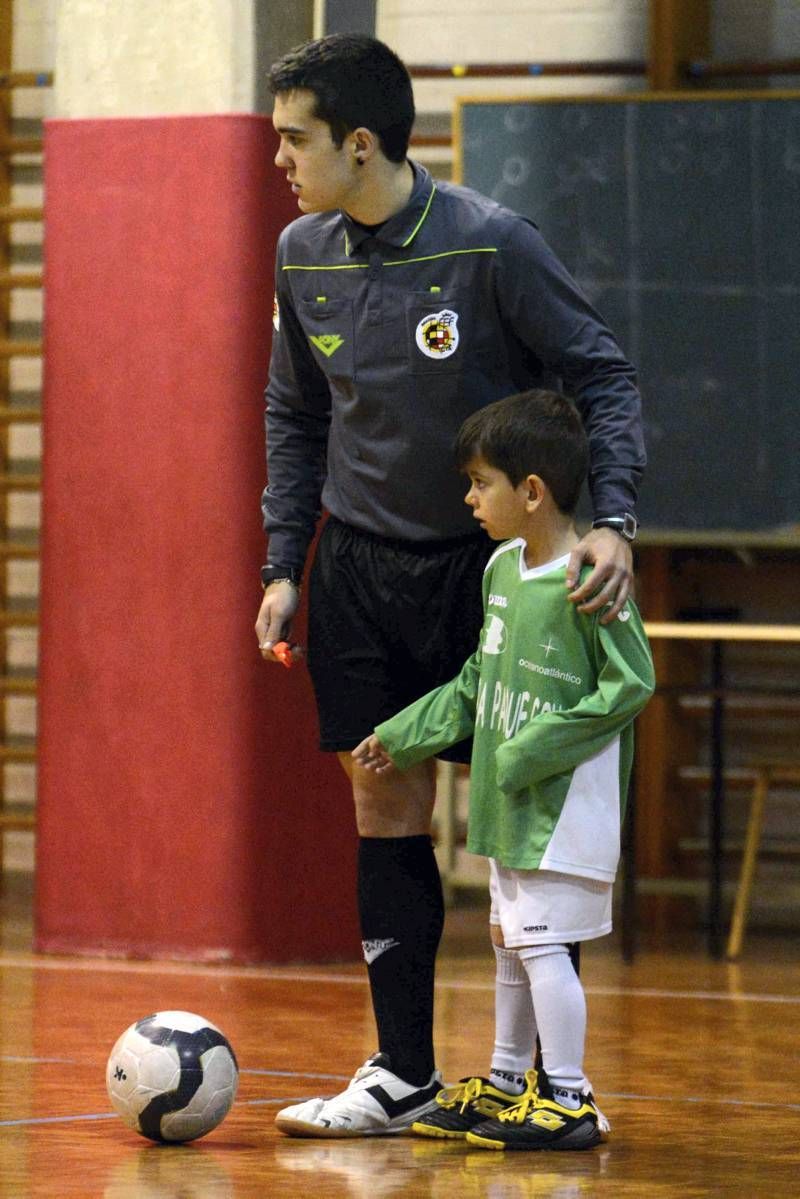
top-left (1, 871), bottom-right (799, 1198)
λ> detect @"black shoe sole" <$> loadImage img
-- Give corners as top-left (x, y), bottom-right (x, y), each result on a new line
top-left (467, 1124), bottom-right (602, 1152)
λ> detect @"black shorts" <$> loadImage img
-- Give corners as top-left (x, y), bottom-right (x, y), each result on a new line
top-left (307, 517), bottom-right (493, 760)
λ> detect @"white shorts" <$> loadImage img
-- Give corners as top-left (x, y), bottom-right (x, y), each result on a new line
top-left (489, 860), bottom-right (613, 947)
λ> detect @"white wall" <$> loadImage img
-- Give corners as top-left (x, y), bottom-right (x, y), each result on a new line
top-left (378, 0), bottom-right (800, 113)
top-left (51, 0), bottom-right (256, 118)
top-left (378, 0), bottom-right (650, 113)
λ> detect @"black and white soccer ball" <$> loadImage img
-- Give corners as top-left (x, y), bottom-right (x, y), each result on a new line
top-left (106, 1010), bottom-right (239, 1143)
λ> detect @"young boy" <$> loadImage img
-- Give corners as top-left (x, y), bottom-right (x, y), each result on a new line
top-left (352, 389), bottom-right (654, 1151)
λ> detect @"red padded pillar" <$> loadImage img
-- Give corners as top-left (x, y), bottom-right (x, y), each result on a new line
top-left (36, 115), bottom-right (359, 962)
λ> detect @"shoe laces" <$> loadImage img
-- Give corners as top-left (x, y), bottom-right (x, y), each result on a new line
top-left (435, 1076), bottom-right (486, 1112)
top-left (496, 1069), bottom-right (541, 1124)
top-left (497, 1091), bottom-right (542, 1125)
top-left (498, 1070), bottom-right (599, 1127)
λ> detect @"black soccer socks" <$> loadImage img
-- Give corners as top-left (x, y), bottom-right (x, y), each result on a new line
top-left (358, 835), bottom-right (444, 1087)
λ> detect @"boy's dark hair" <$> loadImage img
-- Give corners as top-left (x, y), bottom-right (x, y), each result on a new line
top-left (268, 34), bottom-right (414, 164)
top-left (455, 389), bottom-right (589, 515)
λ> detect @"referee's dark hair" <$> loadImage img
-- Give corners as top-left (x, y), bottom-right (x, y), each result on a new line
top-left (455, 389), bottom-right (589, 515)
top-left (268, 34), bottom-right (414, 164)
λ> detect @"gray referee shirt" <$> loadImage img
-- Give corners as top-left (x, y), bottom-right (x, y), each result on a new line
top-left (263, 162), bottom-right (645, 572)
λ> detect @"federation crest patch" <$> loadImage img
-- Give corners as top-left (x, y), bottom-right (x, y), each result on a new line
top-left (272, 295), bottom-right (280, 332)
top-left (415, 308), bottom-right (460, 360)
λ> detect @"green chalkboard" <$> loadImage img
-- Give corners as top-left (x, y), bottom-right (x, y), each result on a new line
top-left (456, 93), bottom-right (800, 537)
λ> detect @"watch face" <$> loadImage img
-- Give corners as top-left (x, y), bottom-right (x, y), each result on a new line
top-left (621, 514), bottom-right (638, 540)
top-left (594, 516), bottom-right (637, 541)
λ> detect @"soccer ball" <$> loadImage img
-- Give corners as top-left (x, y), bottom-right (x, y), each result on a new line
top-left (106, 1010), bottom-right (239, 1143)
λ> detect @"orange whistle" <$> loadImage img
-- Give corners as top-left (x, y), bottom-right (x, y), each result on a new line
top-left (273, 641), bottom-right (293, 669)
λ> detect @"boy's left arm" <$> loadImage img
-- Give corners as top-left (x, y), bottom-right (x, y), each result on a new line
top-left (495, 609), bottom-right (655, 796)
top-left (372, 649), bottom-right (482, 771)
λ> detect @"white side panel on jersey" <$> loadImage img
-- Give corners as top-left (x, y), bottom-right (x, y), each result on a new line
top-left (537, 737), bottom-right (621, 882)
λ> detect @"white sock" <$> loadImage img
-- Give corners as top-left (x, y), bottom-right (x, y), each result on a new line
top-left (518, 944), bottom-right (588, 1094)
top-left (489, 944), bottom-right (535, 1090)
top-left (489, 1068), bottom-right (526, 1095)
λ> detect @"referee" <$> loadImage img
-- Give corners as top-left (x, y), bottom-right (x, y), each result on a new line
top-left (256, 34), bottom-right (645, 1138)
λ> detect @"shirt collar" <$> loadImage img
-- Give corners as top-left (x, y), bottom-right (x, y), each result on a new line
top-left (341, 161), bottom-right (436, 256)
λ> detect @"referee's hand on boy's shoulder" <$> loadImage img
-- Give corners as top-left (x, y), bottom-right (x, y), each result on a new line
top-left (566, 527), bottom-right (633, 624)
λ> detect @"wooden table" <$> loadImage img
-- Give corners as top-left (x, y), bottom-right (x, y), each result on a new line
top-left (623, 622), bottom-right (800, 960)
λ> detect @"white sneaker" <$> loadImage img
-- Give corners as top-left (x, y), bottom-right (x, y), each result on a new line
top-left (275, 1053), bottom-right (443, 1138)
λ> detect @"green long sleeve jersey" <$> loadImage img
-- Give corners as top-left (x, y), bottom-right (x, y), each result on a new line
top-left (376, 540), bottom-right (655, 880)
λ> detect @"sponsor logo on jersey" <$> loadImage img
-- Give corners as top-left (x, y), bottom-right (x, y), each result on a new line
top-left (518, 658), bottom-right (583, 686)
top-left (476, 679), bottom-right (563, 738)
top-left (482, 614), bottom-right (507, 655)
top-left (272, 295), bottom-right (280, 331)
top-left (488, 593), bottom-right (508, 608)
top-left (523, 924), bottom-right (549, 933)
top-left (310, 333), bottom-right (345, 358)
top-left (415, 309), bottom-right (460, 359)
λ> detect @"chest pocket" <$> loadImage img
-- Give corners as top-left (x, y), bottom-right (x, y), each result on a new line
top-left (407, 293), bottom-right (470, 376)
top-left (299, 297), bottom-right (355, 381)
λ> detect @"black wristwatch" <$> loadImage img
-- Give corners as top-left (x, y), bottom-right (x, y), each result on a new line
top-left (260, 564), bottom-right (302, 589)
top-left (592, 514), bottom-right (638, 543)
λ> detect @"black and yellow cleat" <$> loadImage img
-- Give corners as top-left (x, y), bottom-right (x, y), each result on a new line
top-left (466, 1070), bottom-right (605, 1152)
top-left (411, 1076), bottom-right (523, 1139)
